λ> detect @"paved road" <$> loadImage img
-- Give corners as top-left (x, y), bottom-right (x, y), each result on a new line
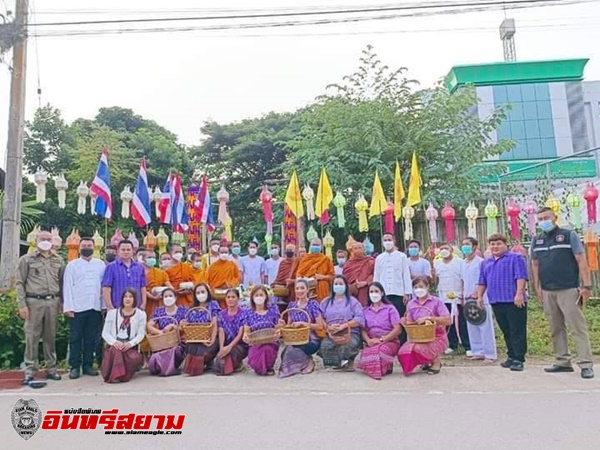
top-left (1, 365), bottom-right (599, 449)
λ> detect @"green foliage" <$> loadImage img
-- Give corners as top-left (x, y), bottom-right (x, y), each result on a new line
top-left (0, 190), bottom-right (44, 238)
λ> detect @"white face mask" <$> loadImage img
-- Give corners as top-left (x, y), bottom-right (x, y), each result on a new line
top-left (370, 293), bottom-right (382, 303)
top-left (161, 260), bottom-right (172, 269)
top-left (196, 293), bottom-right (208, 302)
top-left (219, 253), bottom-right (229, 261)
top-left (270, 248), bottom-right (279, 257)
top-left (439, 249), bottom-right (451, 258)
top-left (253, 296), bottom-right (266, 306)
top-left (172, 252), bottom-right (183, 262)
top-left (211, 244), bottom-right (220, 253)
top-left (383, 241), bottom-right (394, 251)
top-left (249, 248), bottom-right (257, 256)
top-left (163, 296), bottom-right (176, 307)
top-left (414, 288), bottom-right (428, 298)
top-left (37, 241), bottom-right (52, 252)
top-left (193, 261), bottom-right (202, 269)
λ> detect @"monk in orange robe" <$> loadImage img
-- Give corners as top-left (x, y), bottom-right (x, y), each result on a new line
top-left (166, 244), bottom-right (195, 307)
top-left (342, 241), bottom-right (374, 306)
top-left (201, 239), bottom-right (221, 270)
top-left (190, 252), bottom-right (207, 285)
top-left (208, 246), bottom-right (242, 308)
top-left (144, 250), bottom-right (173, 319)
top-left (295, 238), bottom-right (335, 301)
top-left (272, 244), bottom-right (299, 304)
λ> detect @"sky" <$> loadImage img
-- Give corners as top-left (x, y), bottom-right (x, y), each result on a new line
top-left (1, 0), bottom-right (600, 169)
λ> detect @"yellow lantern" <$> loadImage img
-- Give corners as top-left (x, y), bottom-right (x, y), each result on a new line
top-left (355, 195), bottom-right (369, 232)
top-left (144, 229), bottom-right (157, 253)
top-left (546, 193), bottom-right (561, 224)
top-left (27, 226), bottom-right (40, 254)
top-left (92, 230), bottom-right (104, 259)
top-left (157, 227), bottom-right (169, 255)
top-left (323, 230), bottom-right (335, 260)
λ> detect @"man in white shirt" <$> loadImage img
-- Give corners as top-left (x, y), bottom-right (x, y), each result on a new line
top-left (433, 242), bottom-right (470, 355)
top-left (63, 237), bottom-right (106, 379)
top-left (406, 239), bottom-right (432, 279)
top-left (264, 243), bottom-right (282, 285)
top-left (374, 233), bottom-right (413, 343)
top-left (334, 249), bottom-right (348, 276)
top-left (240, 241), bottom-right (266, 288)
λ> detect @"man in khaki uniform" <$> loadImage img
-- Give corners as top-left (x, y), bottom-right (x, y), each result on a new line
top-left (16, 229), bottom-right (65, 385)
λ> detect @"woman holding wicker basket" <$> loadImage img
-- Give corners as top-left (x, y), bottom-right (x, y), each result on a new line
top-left (146, 288), bottom-right (187, 376)
top-left (181, 283), bottom-right (221, 376)
top-left (242, 286), bottom-right (282, 376)
top-left (318, 275), bottom-right (365, 371)
top-left (398, 276), bottom-right (451, 375)
top-left (214, 288), bottom-right (248, 375)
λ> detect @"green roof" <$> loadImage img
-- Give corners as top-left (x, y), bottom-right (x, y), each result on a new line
top-left (445, 59), bottom-right (588, 93)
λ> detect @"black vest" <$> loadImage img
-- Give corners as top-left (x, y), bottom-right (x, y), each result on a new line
top-left (531, 227), bottom-right (580, 290)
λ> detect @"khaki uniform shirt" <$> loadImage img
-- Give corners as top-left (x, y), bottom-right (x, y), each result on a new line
top-left (16, 251), bottom-right (65, 308)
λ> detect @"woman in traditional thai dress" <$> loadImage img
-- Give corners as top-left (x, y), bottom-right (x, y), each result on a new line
top-left (147, 288), bottom-right (187, 376)
top-left (101, 289), bottom-right (146, 383)
top-left (214, 288), bottom-right (248, 375)
top-left (243, 286), bottom-right (281, 376)
top-left (318, 275), bottom-right (365, 371)
top-left (278, 279), bottom-right (325, 378)
top-left (398, 276), bottom-right (451, 375)
top-left (356, 282), bottom-right (402, 380)
top-left (182, 283), bottom-right (221, 375)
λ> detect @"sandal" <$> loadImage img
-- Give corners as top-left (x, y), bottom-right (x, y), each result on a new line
top-left (427, 365), bottom-right (442, 375)
top-left (421, 365), bottom-right (431, 371)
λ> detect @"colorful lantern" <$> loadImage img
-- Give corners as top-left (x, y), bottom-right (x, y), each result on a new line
top-left (545, 193), bottom-right (561, 224)
top-left (523, 197), bottom-right (538, 237)
top-left (484, 200), bottom-right (499, 235)
top-left (323, 230), bottom-right (335, 260)
top-left (156, 227), bottom-right (169, 255)
top-left (585, 228), bottom-right (598, 272)
top-left (346, 235), bottom-right (357, 257)
top-left (333, 192), bottom-right (347, 228)
top-left (441, 202), bottom-right (456, 243)
top-left (127, 231), bottom-right (139, 251)
top-left (306, 225), bottom-right (318, 243)
top-left (355, 195), bottom-right (369, 232)
top-left (34, 170), bottom-right (48, 203)
top-left (224, 217), bottom-right (233, 243)
top-left (55, 173), bottom-right (68, 209)
top-left (66, 229), bottom-right (81, 262)
top-left (92, 230), bottom-right (104, 259)
top-left (76, 181), bottom-right (89, 215)
top-left (465, 202), bottom-right (478, 240)
top-left (218, 183), bottom-right (230, 225)
top-left (110, 229), bottom-right (125, 248)
top-left (120, 186), bottom-right (133, 219)
top-left (583, 183), bottom-right (599, 224)
top-left (172, 231), bottom-right (185, 246)
top-left (303, 184), bottom-right (315, 221)
top-left (264, 233), bottom-right (272, 251)
top-left (144, 229), bottom-right (157, 252)
top-left (425, 203), bottom-right (438, 243)
top-left (364, 237), bottom-right (375, 255)
top-left (506, 198), bottom-right (521, 240)
top-left (259, 185), bottom-right (273, 235)
top-left (51, 227), bottom-right (62, 251)
top-left (151, 186), bottom-right (162, 219)
top-left (27, 226), bottom-right (40, 254)
top-left (402, 206), bottom-right (415, 241)
top-left (566, 192), bottom-right (582, 230)
top-left (384, 200), bottom-right (395, 235)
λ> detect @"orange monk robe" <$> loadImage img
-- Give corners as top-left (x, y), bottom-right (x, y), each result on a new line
top-left (208, 259), bottom-right (241, 290)
top-left (145, 267), bottom-right (170, 319)
top-left (342, 256), bottom-right (375, 306)
top-left (295, 253), bottom-right (335, 301)
top-left (191, 267), bottom-right (207, 286)
top-left (272, 258), bottom-right (298, 301)
top-left (166, 262), bottom-right (195, 307)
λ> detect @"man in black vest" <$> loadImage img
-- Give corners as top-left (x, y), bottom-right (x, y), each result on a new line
top-left (531, 207), bottom-right (594, 379)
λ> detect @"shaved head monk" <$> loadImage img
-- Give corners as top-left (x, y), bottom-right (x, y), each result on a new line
top-left (295, 238), bottom-right (335, 301)
top-left (342, 241), bottom-right (375, 306)
top-left (202, 239), bottom-right (221, 270)
top-left (165, 244), bottom-right (195, 307)
top-left (208, 246), bottom-right (241, 307)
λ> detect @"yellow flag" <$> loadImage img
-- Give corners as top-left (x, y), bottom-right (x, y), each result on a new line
top-left (406, 151), bottom-right (422, 207)
top-left (285, 171), bottom-right (304, 218)
top-left (315, 167), bottom-right (333, 219)
top-left (369, 171), bottom-right (387, 218)
top-left (394, 160), bottom-right (405, 222)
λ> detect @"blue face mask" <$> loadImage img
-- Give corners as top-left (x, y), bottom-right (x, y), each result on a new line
top-left (461, 245), bottom-right (473, 256)
top-left (310, 245), bottom-right (321, 254)
top-left (539, 220), bottom-right (555, 232)
top-left (333, 285), bottom-right (345, 295)
top-left (232, 247), bottom-right (241, 255)
top-left (408, 248), bottom-right (419, 257)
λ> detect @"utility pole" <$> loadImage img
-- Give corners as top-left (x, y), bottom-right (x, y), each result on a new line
top-left (0, 0), bottom-right (28, 289)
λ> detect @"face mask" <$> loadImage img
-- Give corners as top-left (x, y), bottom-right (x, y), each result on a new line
top-left (309, 245), bottom-right (321, 254)
top-left (172, 252), bottom-right (183, 262)
top-left (383, 241), bottom-right (394, 251)
top-left (80, 248), bottom-right (94, 258)
top-left (193, 261), bottom-right (202, 269)
top-left (163, 296), bottom-right (176, 307)
top-left (211, 244), bottom-right (220, 253)
top-left (219, 254), bottom-right (229, 261)
top-left (271, 249), bottom-right (279, 257)
top-left (37, 241), bottom-right (52, 252)
top-left (461, 245), bottom-right (473, 256)
top-left (161, 260), bottom-right (172, 269)
top-left (333, 285), bottom-right (345, 295)
top-left (146, 258), bottom-right (156, 267)
top-left (539, 220), bottom-right (555, 232)
top-left (196, 293), bottom-right (208, 302)
top-left (414, 288), bottom-right (428, 298)
top-left (249, 248), bottom-right (258, 256)
top-left (285, 250), bottom-right (295, 258)
top-left (253, 296), bottom-right (266, 306)
top-left (439, 249), bottom-right (451, 258)
top-left (408, 248), bottom-right (419, 257)
top-left (370, 293), bottom-right (382, 303)
top-left (337, 258), bottom-right (347, 266)
top-left (232, 247), bottom-right (241, 255)
top-left (105, 253), bottom-right (116, 263)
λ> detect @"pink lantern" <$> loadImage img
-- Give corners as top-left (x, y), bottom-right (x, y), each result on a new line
top-left (259, 185), bottom-right (274, 235)
top-left (384, 199), bottom-right (394, 235)
top-left (583, 183), bottom-right (599, 224)
top-left (506, 198), bottom-right (521, 240)
top-left (441, 202), bottom-right (456, 243)
top-left (110, 229), bottom-right (125, 248)
top-left (425, 203), bottom-right (439, 243)
top-left (523, 197), bottom-right (538, 237)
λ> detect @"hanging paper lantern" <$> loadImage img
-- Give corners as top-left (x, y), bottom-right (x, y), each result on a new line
top-left (364, 237), bottom-right (375, 255)
top-left (333, 191), bottom-right (347, 228)
top-left (303, 184), bottom-right (315, 221)
top-left (583, 183), bottom-right (599, 224)
top-left (585, 228), bottom-right (599, 272)
top-left (172, 231), bottom-right (185, 246)
top-left (224, 217), bottom-right (233, 243)
top-left (265, 233), bottom-right (273, 251)
top-left (545, 193), bottom-right (561, 225)
top-left (441, 202), bottom-right (456, 243)
top-left (151, 186), bottom-right (162, 219)
top-left (523, 197), bottom-right (538, 237)
top-left (90, 189), bottom-right (98, 213)
top-left (323, 230), bottom-right (335, 260)
top-left (144, 229), bottom-right (157, 253)
top-left (27, 226), bottom-right (40, 254)
top-left (484, 200), bottom-right (499, 235)
top-left (506, 198), bottom-right (521, 240)
top-left (120, 186), bottom-right (133, 219)
top-left (34, 170), bottom-right (48, 203)
top-left (127, 231), bottom-right (139, 251)
top-left (384, 200), bottom-right (395, 235)
top-left (66, 229), bottom-right (81, 262)
top-left (425, 203), bottom-right (438, 243)
top-left (110, 229), bottom-right (125, 248)
top-left (218, 183), bottom-right (231, 225)
top-left (566, 192), bottom-right (582, 230)
top-left (92, 230), bottom-right (104, 259)
top-left (355, 195), bottom-right (369, 232)
top-left (156, 227), bottom-right (169, 255)
top-left (402, 206), bottom-right (415, 241)
top-left (465, 202), bottom-right (478, 239)
top-left (259, 185), bottom-right (273, 235)
top-left (306, 225), bottom-right (318, 243)
top-left (51, 227), bottom-right (62, 251)
top-left (76, 180), bottom-right (89, 215)
top-left (54, 173), bottom-right (68, 209)
top-left (346, 235), bottom-right (357, 257)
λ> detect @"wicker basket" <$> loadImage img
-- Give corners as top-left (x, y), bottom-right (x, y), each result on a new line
top-left (404, 305), bottom-right (436, 343)
top-left (272, 286), bottom-right (289, 297)
top-left (327, 320), bottom-right (351, 345)
top-left (280, 308), bottom-right (311, 346)
top-left (213, 289), bottom-right (228, 302)
top-left (182, 307), bottom-right (213, 344)
top-left (147, 316), bottom-right (181, 352)
top-left (247, 327), bottom-right (279, 346)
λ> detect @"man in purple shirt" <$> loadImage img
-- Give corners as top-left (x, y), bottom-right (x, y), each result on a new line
top-left (102, 240), bottom-right (147, 310)
top-left (477, 233), bottom-right (528, 372)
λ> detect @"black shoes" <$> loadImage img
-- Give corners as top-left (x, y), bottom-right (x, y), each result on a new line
top-left (69, 369), bottom-right (80, 379)
top-left (544, 365), bottom-right (574, 373)
top-left (46, 372), bottom-right (62, 381)
top-left (500, 359), bottom-right (514, 368)
top-left (510, 361), bottom-right (524, 372)
top-left (82, 367), bottom-right (99, 376)
top-left (22, 375), bottom-right (34, 386)
top-left (581, 368), bottom-right (595, 379)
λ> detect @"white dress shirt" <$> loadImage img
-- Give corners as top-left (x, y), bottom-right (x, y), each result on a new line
top-left (102, 308), bottom-right (147, 346)
top-left (63, 257), bottom-right (106, 313)
top-left (434, 257), bottom-right (465, 303)
top-left (373, 250), bottom-right (413, 297)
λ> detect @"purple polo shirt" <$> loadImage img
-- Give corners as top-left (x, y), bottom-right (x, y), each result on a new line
top-left (102, 258), bottom-right (147, 308)
top-left (478, 252), bottom-right (528, 304)
top-left (363, 303), bottom-right (401, 338)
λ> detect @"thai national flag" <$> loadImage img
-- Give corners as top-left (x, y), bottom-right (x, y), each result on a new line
top-left (90, 148), bottom-right (113, 220)
top-left (158, 173), bottom-right (172, 224)
top-left (198, 176), bottom-right (215, 233)
top-left (131, 159), bottom-right (151, 227)
top-left (170, 173), bottom-right (188, 232)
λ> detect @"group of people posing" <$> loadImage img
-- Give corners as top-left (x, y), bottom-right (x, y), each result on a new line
top-left (15, 206), bottom-right (595, 386)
